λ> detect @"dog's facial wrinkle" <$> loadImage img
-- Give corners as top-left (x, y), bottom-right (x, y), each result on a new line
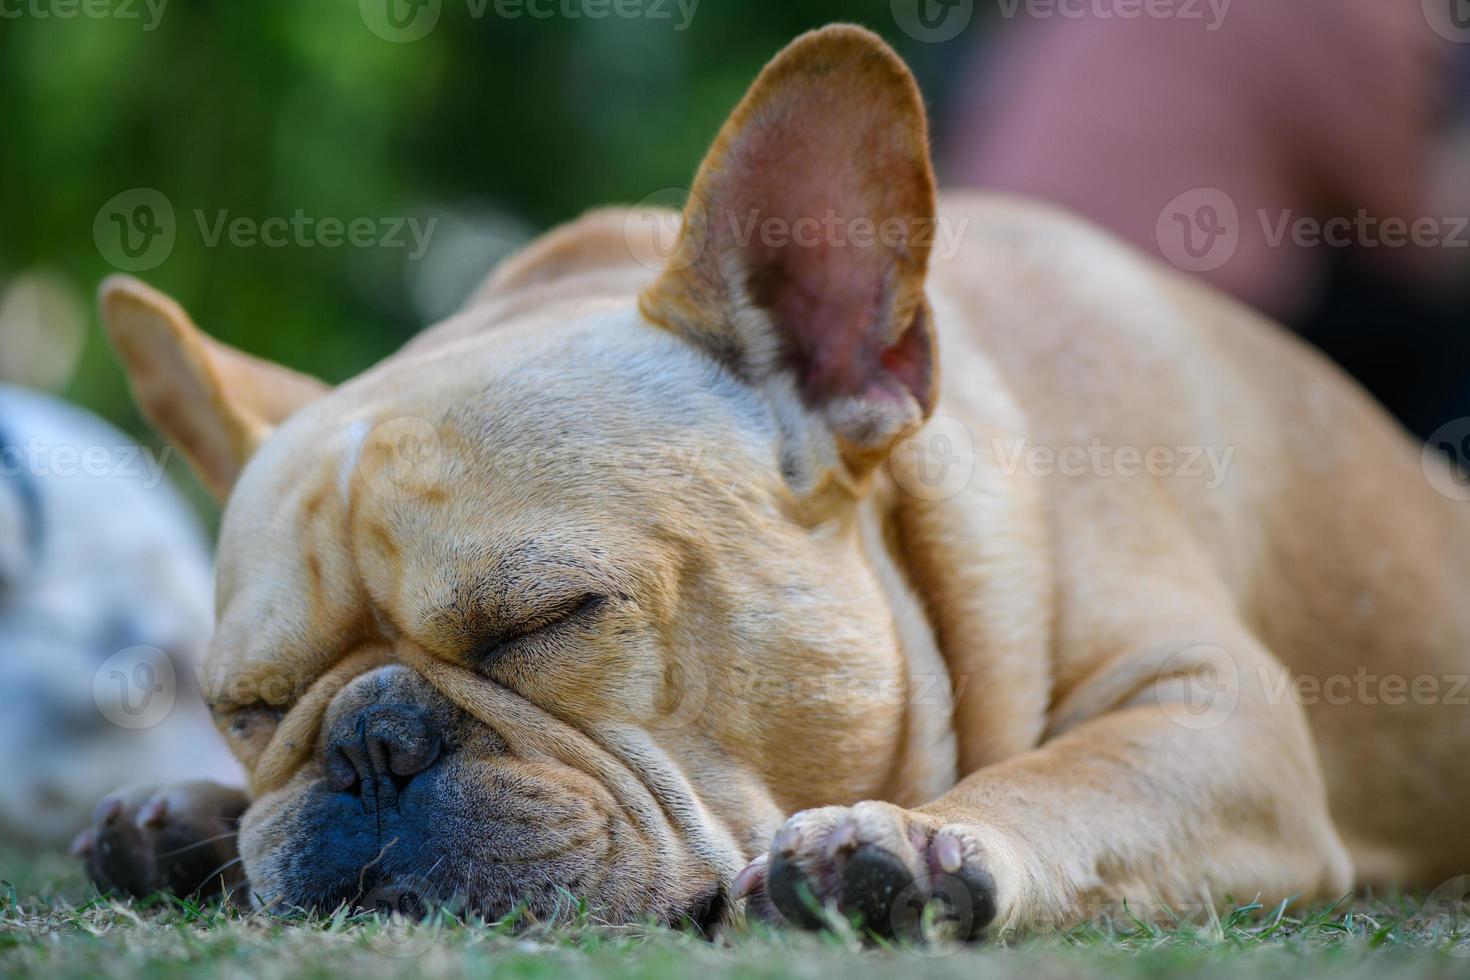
top-left (223, 306), bottom-right (906, 926)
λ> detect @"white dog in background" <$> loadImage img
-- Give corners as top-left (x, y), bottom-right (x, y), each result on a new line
top-left (0, 382), bottom-right (238, 848)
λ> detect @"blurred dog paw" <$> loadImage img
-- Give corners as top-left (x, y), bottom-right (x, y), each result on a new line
top-left (73, 780), bottom-right (250, 902)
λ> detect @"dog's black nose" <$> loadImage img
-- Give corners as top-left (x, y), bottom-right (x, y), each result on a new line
top-left (326, 703), bottom-right (442, 809)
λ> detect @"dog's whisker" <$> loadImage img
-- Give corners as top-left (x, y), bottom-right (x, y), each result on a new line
top-left (151, 831), bottom-right (240, 859)
top-left (199, 854), bottom-right (244, 889)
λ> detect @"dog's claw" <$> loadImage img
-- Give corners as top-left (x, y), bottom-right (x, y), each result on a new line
top-left (732, 853), bottom-right (768, 901)
top-left (137, 795), bottom-right (169, 828)
top-left (826, 819), bottom-right (859, 858)
top-left (933, 830), bottom-right (963, 874)
top-left (773, 823), bottom-right (802, 857)
top-left (93, 795), bottom-right (122, 827)
top-left (70, 826), bottom-right (97, 858)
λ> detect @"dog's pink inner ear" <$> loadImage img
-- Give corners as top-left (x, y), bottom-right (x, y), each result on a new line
top-left (732, 136), bottom-right (935, 416)
top-left (642, 25), bottom-right (939, 456)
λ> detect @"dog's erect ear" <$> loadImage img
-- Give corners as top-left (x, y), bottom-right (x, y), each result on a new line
top-left (639, 24), bottom-right (939, 470)
top-left (98, 276), bottom-right (328, 501)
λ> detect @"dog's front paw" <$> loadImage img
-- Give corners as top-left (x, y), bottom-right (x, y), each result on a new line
top-left (71, 781), bottom-right (250, 902)
top-left (734, 801), bottom-right (999, 940)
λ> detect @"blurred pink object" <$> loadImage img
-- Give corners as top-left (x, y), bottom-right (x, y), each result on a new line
top-left (946, 0), bottom-right (1459, 321)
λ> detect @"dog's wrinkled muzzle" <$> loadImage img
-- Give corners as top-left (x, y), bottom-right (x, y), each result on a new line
top-left (236, 642), bottom-right (742, 928)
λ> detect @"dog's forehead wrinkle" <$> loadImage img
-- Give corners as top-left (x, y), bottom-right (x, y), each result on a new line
top-left (221, 418), bottom-right (455, 674)
top-left (438, 307), bottom-right (776, 451)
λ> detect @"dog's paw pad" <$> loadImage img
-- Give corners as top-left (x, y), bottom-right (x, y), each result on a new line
top-left (837, 843), bottom-right (913, 927)
top-left (743, 803), bottom-right (999, 941)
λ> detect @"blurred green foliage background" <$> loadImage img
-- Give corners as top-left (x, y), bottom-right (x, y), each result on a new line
top-left (0, 0), bottom-right (992, 514)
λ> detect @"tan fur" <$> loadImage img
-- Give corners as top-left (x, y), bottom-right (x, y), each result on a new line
top-left (99, 279), bottom-right (328, 500)
top-left (97, 25), bottom-right (1470, 933)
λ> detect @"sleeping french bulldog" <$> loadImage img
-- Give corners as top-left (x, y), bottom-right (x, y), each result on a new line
top-left (80, 24), bottom-right (1470, 937)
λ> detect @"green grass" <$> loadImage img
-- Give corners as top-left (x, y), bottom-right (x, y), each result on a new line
top-left (6, 848), bottom-right (1470, 979)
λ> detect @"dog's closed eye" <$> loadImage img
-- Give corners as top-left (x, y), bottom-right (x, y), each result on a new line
top-left (470, 593), bottom-right (606, 667)
top-left (209, 702), bottom-right (284, 763)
